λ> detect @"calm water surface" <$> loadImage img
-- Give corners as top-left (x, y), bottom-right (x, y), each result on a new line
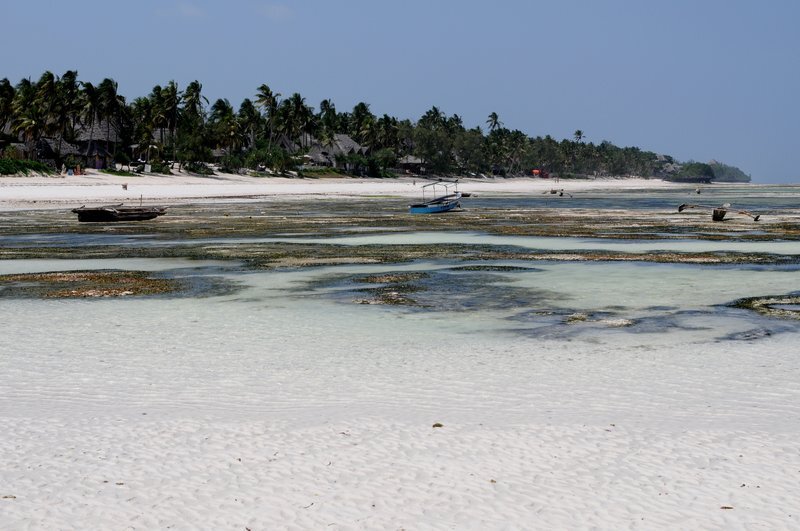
top-left (2, 185), bottom-right (799, 346)
top-left (2, 186), bottom-right (800, 427)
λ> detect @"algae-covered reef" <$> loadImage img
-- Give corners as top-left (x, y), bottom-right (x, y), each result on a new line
top-left (731, 294), bottom-right (800, 320)
top-left (1, 197), bottom-right (798, 269)
top-left (0, 271), bottom-right (180, 299)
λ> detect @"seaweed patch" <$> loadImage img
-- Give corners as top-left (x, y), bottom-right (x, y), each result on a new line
top-left (0, 270), bottom-right (240, 299)
top-left (729, 294), bottom-right (800, 320)
top-left (0, 270), bottom-right (180, 298)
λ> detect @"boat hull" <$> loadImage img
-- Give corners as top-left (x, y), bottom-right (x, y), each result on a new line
top-left (409, 191), bottom-right (462, 214)
top-left (409, 200), bottom-right (460, 214)
top-left (72, 206), bottom-right (166, 222)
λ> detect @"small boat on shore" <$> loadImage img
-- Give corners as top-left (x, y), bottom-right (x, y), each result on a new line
top-left (678, 202), bottom-right (760, 222)
top-left (409, 180), bottom-right (462, 214)
top-left (72, 204), bottom-right (167, 222)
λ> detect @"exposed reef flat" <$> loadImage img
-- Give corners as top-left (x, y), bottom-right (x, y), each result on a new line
top-left (1, 198), bottom-right (798, 268)
top-left (0, 270), bottom-right (180, 298)
top-left (731, 294), bottom-right (800, 320)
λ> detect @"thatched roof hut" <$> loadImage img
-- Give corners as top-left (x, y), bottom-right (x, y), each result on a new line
top-left (301, 134), bottom-right (366, 168)
top-left (274, 133), bottom-right (299, 154)
top-left (35, 138), bottom-right (82, 159)
top-left (398, 154), bottom-right (425, 174)
top-left (304, 144), bottom-right (333, 165)
top-left (75, 119), bottom-right (122, 143)
top-left (330, 134), bottom-right (365, 156)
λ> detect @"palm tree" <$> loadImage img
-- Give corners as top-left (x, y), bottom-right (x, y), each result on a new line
top-left (255, 84), bottom-right (280, 146)
top-left (395, 118), bottom-right (415, 156)
top-left (485, 127), bottom-right (506, 173)
top-left (358, 114), bottom-right (376, 148)
top-left (453, 126), bottom-right (486, 174)
top-left (161, 81), bottom-right (181, 161)
top-left (177, 80), bottom-right (208, 168)
top-left (299, 106), bottom-right (317, 148)
top-left (574, 129), bottom-right (584, 143)
top-left (182, 80), bottom-right (207, 119)
top-left (506, 130), bottom-right (529, 174)
top-left (418, 105), bottom-right (445, 130)
top-left (32, 71), bottom-right (60, 150)
top-left (446, 113), bottom-right (464, 134)
top-left (53, 70), bottom-right (81, 162)
top-left (318, 98), bottom-right (338, 142)
top-left (289, 93), bottom-right (307, 134)
top-left (486, 112), bottom-right (503, 132)
top-left (0, 78), bottom-right (16, 134)
top-left (57, 71), bottom-right (81, 130)
top-left (34, 71), bottom-right (57, 117)
top-left (375, 114), bottom-right (398, 150)
top-left (11, 78), bottom-right (46, 158)
top-left (349, 102), bottom-right (374, 143)
top-left (319, 98), bottom-right (334, 120)
top-left (97, 78), bottom-right (121, 157)
top-left (274, 102), bottom-right (292, 142)
top-left (209, 98), bottom-right (234, 124)
top-left (280, 93), bottom-right (311, 146)
top-left (237, 98), bottom-right (261, 149)
top-left (148, 84), bottom-right (167, 146)
top-left (80, 81), bottom-right (100, 155)
top-left (130, 96), bottom-right (155, 161)
top-left (209, 98), bottom-right (242, 155)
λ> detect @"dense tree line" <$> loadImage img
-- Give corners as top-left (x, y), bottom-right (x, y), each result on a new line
top-left (1, 70), bottom-right (692, 178)
top-left (666, 162), bottom-right (716, 183)
top-left (708, 161), bottom-right (750, 183)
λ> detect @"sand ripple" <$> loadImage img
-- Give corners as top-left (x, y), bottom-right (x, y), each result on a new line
top-left (2, 267), bottom-right (800, 528)
top-left (1, 418), bottom-right (797, 529)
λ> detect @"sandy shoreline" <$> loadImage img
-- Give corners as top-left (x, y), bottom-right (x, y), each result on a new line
top-left (2, 276), bottom-right (798, 529)
top-left (4, 415), bottom-right (796, 529)
top-left (1, 170), bottom-right (683, 211)
top-left (2, 172), bottom-right (797, 529)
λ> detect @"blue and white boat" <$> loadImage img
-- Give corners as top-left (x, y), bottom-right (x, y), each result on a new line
top-left (409, 180), bottom-right (462, 214)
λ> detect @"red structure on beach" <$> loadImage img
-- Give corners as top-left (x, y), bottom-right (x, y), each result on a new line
top-left (532, 169), bottom-right (550, 178)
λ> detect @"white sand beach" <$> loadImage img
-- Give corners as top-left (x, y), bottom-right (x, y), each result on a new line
top-left (0, 169), bottom-right (680, 211)
top-left (1, 270), bottom-right (798, 529)
top-left (2, 175), bottom-right (798, 529)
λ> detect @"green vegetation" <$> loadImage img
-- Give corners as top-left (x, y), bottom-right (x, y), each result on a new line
top-left (666, 162), bottom-right (716, 183)
top-left (148, 160), bottom-right (172, 174)
top-left (300, 167), bottom-right (347, 177)
top-left (0, 70), bottom-right (749, 180)
top-left (0, 157), bottom-right (52, 175)
top-left (731, 294), bottom-right (800, 320)
top-left (0, 271), bottom-right (179, 298)
top-left (184, 161), bottom-right (214, 175)
top-left (709, 161), bottom-right (750, 183)
top-left (101, 168), bottom-right (136, 177)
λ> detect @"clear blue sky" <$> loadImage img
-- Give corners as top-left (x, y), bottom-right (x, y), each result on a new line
top-left (3, 0), bottom-right (799, 182)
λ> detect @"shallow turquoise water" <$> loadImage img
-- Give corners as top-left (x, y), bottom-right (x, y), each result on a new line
top-left (1, 256), bottom-right (799, 432)
top-left (467, 183), bottom-right (800, 213)
top-left (2, 256), bottom-right (798, 345)
top-left (1, 186), bottom-right (799, 428)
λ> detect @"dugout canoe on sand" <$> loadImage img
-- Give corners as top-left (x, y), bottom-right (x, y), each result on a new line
top-left (678, 202), bottom-right (760, 222)
top-left (72, 204), bottom-right (167, 222)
